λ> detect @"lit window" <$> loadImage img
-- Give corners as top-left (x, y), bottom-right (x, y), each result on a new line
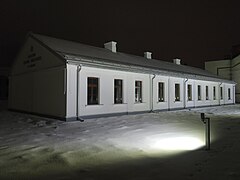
top-left (175, 83), bottom-right (180, 101)
top-left (213, 86), bottom-right (216, 100)
top-left (158, 82), bottom-right (164, 102)
top-left (187, 84), bottom-right (192, 101)
top-left (198, 85), bottom-right (201, 100)
top-left (135, 81), bottom-right (142, 103)
top-left (228, 88), bottom-right (231, 100)
top-left (206, 86), bottom-right (209, 100)
top-left (220, 87), bottom-right (223, 100)
top-left (114, 79), bottom-right (123, 104)
top-left (87, 77), bottom-right (99, 105)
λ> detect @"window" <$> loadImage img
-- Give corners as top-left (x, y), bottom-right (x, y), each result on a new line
top-left (206, 86), bottom-right (209, 100)
top-left (158, 82), bottom-right (164, 102)
top-left (135, 81), bottom-right (142, 103)
top-left (228, 88), bottom-right (231, 100)
top-left (114, 79), bottom-right (123, 104)
top-left (198, 85), bottom-right (201, 100)
top-left (175, 83), bottom-right (180, 101)
top-left (187, 84), bottom-right (192, 101)
top-left (213, 86), bottom-right (216, 100)
top-left (87, 77), bottom-right (99, 105)
top-left (220, 87), bottom-right (223, 100)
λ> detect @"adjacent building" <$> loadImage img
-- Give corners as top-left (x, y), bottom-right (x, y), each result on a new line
top-left (9, 33), bottom-right (235, 120)
top-left (205, 54), bottom-right (240, 102)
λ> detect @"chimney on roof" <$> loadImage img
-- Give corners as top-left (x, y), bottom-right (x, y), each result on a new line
top-left (173, 58), bottom-right (181, 65)
top-left (104, 41), bottom-right (117, 53)
top-left (144, 52), bottom-right (152, 59)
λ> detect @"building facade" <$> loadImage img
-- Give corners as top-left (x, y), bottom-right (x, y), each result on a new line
top-left (8, 33), bottom-right (235, 120)
top-left (205, 55), bottom-right (240, 102)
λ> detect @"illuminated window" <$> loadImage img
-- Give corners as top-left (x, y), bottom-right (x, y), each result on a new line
top-left (114, 79), bottom-right (123, 104)
top-left (87, 77), bottom-right (99, 105)
top-left (175, 83), bottom-right (180, 101)
top-left (187, 84), bottom-right (192, 101)
top-left (220, 87), bottom-right (223, 100)
top-left (198, 85), bottom-right (201, 100)
top-left (135, 81), bottom-right (142, 103)
top-left (228, 88), bottom-right (231, 100)
top-left (213, 86), bottom-right (216, 100)
top-left (158, 82), bottom-right (164, 102)
top-left (206, 86), bottom-right (209, 100)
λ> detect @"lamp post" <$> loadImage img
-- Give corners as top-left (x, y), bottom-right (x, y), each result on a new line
top-left (200, 113), bottom-right (210, 150)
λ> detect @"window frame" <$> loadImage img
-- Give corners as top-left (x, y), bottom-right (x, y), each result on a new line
top-left (228, 88), bottom-right (231, 100)
top-left (187, 84), bottom-right (192, 101)
top-left (175, 83), bottom-right (180, 102)
top-left (206, 86), bottom-right (209, 100)
top-left (197, 85), bottom-right (201, 101)
top-left (114, 79), bottom-right (123, 104)
top-left (87, 77), bottom-right (99, 105)
top-left (158, 82), bottom-right (165, 102)
top-left (135, 81), bottom-right (142, 103)
top-left (213, 86), bottom-right (216, 100)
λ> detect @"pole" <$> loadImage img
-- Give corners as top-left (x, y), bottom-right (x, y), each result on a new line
top-left (205, 118), bottom-right (210, 150)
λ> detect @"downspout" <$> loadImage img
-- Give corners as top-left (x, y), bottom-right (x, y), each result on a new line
top-left (150, 74), bottom-right (156, 112)
top-left (219, 82), bottom-right (222, 106)
top-left (76, 64), bottom-right (84, 121)
top-left (184, 78), bottom-right (188, 108)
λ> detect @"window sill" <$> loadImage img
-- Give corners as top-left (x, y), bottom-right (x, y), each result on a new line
top-left (85, 104), bottom-right (104, 107)
top-left (113, 103), bottom-right (127, 105)
top-left (134, 102), bottom-right (146, 104)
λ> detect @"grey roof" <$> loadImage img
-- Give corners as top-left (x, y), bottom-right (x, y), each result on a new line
top-left (31, 33), bottom-right (234, 83)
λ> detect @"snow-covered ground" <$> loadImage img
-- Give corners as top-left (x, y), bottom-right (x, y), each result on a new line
top-left (0, 105), bottom-right (240, 179)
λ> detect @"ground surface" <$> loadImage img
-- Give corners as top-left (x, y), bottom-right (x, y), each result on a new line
top-left (0, 105), bottom-right (240, 180)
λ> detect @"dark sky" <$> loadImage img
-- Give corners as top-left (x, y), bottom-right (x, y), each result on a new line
top-left (1, 0), bottom-right (240, 68)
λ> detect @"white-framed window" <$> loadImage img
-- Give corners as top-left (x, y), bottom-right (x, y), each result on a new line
top-left (87, 77), bottom-right (99, 105)
top-left (228, 88), bottom-right (231, 100)
top-left (198, 85), bottom-right (201, 100)
top-left (158, 82), bottom-right (164, 102)
top-left (175, 83), bottom-right (180, 101)
top-left (206, 86), bottom-right (209, 100)
top-left (114, 79), bottom-right (123, 104)
top-left (135, 81), bottom-right (142, 103)
top-left (220, 87), bottom-right (223, 100)
top-left (213, 86), bottom-right (216, 100)
top-left (187, 84), bottom-right (192, 101)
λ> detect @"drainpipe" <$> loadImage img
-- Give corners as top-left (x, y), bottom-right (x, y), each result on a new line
top-left (184, 78), bottom-right (189, 108)
top-left (76, 64), bottom-right (84, 122)
top-left (219, 82), bottom-right (222, 106)
top-left (150, 74), bottom-right (156, 112)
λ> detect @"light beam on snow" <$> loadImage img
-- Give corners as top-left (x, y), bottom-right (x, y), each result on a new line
top-left (149, 137), bottom-right (204, 151)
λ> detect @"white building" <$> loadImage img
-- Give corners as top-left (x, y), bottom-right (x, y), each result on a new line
top-left (9, 33), bottom-right (235, 120)
top-left (205, 54), bottom-right (240, 102)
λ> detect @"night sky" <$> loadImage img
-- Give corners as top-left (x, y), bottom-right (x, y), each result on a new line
top-left (1, 0), bottom-right (240, 68)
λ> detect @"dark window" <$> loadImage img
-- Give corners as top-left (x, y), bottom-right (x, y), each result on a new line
top-left (158, 82), bottom-right (164, 102)
top-left (87, 77), bottom-right (99, 105)
top-left (175, 83), bottom-right (180, 101)
top-left (213, 86), bottom-right (216, 100)
top-left (198, 85), bottom-right (201, 100)
top-left (206, 86), bottom-right (209, 100)
top-left (220, 87), bottom-right (223, 100)
top-left (135, 81), bottom-right (142, 103)
top-left (114, 79), bottom-right (123, 104)
top-left (187, 84), bottom-right (192, 101)
top-left (228, 88), bottom-right (231, 100)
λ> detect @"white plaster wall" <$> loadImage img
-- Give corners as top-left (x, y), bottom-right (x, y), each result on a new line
top-left (77, 66), bottom-right (150, 117)
top-left (66, 64), bottom-right (236, 118)
top-left (224, 83), bottom-right (234, 104)
top-left (66, 64), bottom-right (77, 118)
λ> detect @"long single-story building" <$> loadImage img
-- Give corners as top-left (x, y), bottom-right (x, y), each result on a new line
top-left (9, 33), bottom-right (235, 120)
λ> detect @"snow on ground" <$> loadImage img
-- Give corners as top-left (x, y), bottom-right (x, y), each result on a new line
top-left (0, 105), bottom-right (240, 179)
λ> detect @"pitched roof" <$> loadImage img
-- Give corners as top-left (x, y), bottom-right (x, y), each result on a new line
top-left (31, 33), bottom-right (234, 83)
